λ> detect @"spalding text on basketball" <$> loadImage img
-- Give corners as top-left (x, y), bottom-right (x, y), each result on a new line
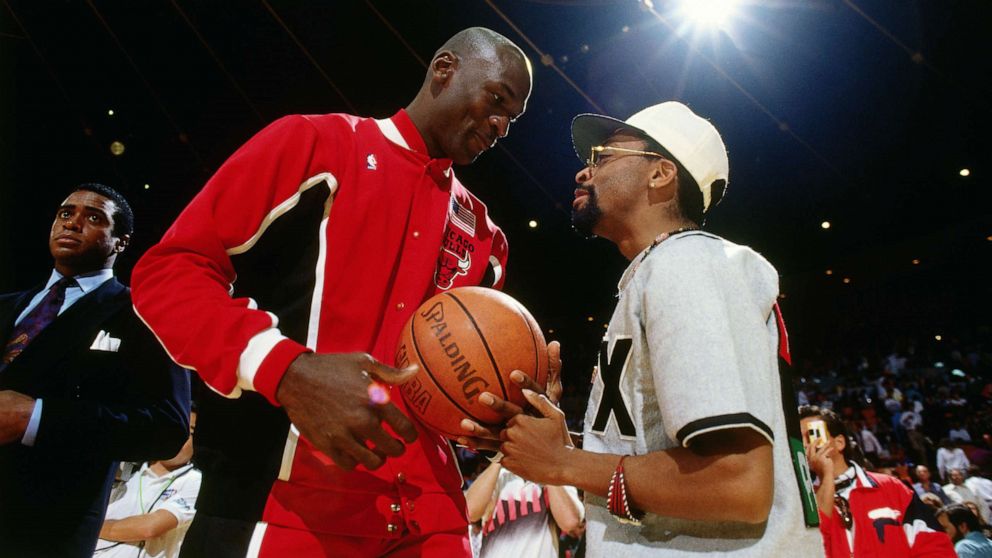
top-left (421, 301), bottom-right (491, 401)
top-left (401, 376), bottom-right (432, 415)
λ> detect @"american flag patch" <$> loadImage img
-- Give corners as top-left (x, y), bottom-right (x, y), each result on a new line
top-left (449, 196), bottom-right (476, 235)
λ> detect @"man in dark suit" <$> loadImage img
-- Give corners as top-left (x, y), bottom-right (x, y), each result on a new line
top-left (0, 183), bottom-right (191, 557)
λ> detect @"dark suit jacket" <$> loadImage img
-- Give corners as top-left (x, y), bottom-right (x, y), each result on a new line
top-left (0, 277), bottom-right (191, 558)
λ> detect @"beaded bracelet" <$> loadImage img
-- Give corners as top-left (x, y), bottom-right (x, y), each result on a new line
top-left (607, 455), bottom-right (644, 525)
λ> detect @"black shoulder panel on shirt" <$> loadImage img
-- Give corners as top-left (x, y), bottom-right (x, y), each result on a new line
top-left (676, 412), bottom-right (774, 447)
top-left (195, 178), bottom-right (331, 521)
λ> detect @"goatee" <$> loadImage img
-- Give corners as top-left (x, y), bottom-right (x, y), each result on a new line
top-left (571, 188), bottom-right (601, 239)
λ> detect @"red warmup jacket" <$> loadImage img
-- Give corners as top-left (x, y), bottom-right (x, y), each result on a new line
top-left (819, 464), bottom-right (955, 558)
top-left (131, 110), bottom-right (508, 553)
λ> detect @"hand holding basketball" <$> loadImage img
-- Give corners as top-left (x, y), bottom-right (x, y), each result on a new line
top-left (457, 340), bottom-right (562, 450)
top-left (395, 287), bottom-right (549, 439)
top-left (277, 352), bottom-right (419, 471)
top-left (499, 389), bottom-right (574, 486)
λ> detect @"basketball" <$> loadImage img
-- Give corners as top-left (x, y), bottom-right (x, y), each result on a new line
top-left (394, 287), bottom-right (548, 439)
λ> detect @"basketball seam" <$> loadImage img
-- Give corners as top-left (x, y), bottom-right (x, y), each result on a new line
top-left (408, 311), bottom-right (490, 427)
top-left (515, 302), bottom-right (541, 384)
top-left (444, 292), bottom-right (510, 401)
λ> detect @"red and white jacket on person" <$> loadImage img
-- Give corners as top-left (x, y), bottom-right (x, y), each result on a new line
top-left (818, 463), bottom-right (955, 558)
top-left (131, 110), bottom-right (508, 553)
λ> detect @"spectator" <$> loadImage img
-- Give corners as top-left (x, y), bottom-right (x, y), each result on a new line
top-left (949, 390), bottom-right (969, 407)
top-left (914, 465), bottom-right (953, 506)
top-left (900, 403), bottom-right (929, 468)
top-left (900, 404), bottom-right (923, 432)
top-left (95, 411), bottom-right (201, 558)
top-left (938, 439), bottom-right (972, 483)
top-left (935, 504), bottom-right (992, 558)
top-left (966, 466), bottom-right (992, 511)
top-left (857, 423), bottom-right (883, 466)
top-left (465, 462), bottom-right (584, 557)
top-left (945, 469), bottom-right (990, 522)
top-left (800, 406), bottom-right (955, 557)
top-left (951, 421), bottom-right (974, 443)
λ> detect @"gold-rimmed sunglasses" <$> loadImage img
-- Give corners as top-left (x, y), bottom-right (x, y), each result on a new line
top-left (586, 145), bottom-right (665, 169)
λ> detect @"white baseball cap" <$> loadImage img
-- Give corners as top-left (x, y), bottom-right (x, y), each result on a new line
top-left (571, 101), bottom-right (729, 213)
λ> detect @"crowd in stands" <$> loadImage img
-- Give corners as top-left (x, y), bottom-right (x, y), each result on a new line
top-left (793, 328), bottom-right (992, 484)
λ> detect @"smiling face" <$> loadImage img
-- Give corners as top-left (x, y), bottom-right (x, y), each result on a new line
top-left (430, 48), bottom-right (532, 165)
top-left (49, 189), bottom-right (126, 276)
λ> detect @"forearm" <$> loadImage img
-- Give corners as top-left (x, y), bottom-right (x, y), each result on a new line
top-left (131, 116), bottom-right (324, 403)
top-left (557, 433), bottom-right (773, 524)
top-left (132, 249), bottom-right (306, 403)
top-left (37, 394), bottom-right (189, 461)
top-left (100, 511), bottom-right (177, 542)
top-left (547, 485), bottom-right (585, 535)
top-left (814, 476), bottom-right (836, 517)
top-left (465, 462), bottom-right (502, 522)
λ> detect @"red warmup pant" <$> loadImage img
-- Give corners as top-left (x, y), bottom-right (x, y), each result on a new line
top-left (180, 514), bottom-right (470, 558)
top-left (256, 523), bottom-right (471, 557)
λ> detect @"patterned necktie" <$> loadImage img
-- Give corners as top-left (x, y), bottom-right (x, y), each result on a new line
top-left (2, 276), bottom-right (77, 367)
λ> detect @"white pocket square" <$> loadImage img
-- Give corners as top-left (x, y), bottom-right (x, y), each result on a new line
top-left (89, 330), bottom-right (121, 352)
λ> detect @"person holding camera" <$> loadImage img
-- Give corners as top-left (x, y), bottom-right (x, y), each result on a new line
top-left (800, 405), bottom-right (955, 557)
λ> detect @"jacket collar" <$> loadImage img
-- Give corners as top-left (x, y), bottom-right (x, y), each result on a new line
top-left (852, 461), bottom-right (879, 489)
top-left (375, 110), bottom-right (453, 175)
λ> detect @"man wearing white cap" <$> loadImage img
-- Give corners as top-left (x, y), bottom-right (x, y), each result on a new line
top-left (496, 101), bottom-right (824, 556)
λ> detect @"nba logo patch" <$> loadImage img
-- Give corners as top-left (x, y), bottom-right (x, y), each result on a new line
top-left (366, 154), bottom-right (378, 170)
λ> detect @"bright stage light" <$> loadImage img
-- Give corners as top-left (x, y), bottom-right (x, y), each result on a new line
top-left (680, 0), bottom-right (739, 27)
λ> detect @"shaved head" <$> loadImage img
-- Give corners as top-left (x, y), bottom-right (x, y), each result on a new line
top-left (432, 27), bottom-right (531, 79)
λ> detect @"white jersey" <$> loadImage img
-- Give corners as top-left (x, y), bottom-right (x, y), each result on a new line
top-left (94, 463), bottom-right (202, 558)
top-left (480, 469), bottom-right (572, 558)
top-left (582, 232), bottom-right (823, 557)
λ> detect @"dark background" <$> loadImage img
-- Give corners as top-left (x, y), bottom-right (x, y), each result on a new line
top-left (3, 0), bottom-right (990, 389)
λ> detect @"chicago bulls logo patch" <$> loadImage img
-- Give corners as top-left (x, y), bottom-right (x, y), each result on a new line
top-left (435, 247), bottom-right (471, 290)
top-left (434, 195), bottom-right (478, 290)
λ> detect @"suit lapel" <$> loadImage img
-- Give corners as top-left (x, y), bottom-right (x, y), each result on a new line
top-left (0, 279), bottom-right (128, 390)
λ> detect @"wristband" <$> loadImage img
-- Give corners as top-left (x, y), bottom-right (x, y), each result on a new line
top-left (607, 455), bottom-right (644, 525)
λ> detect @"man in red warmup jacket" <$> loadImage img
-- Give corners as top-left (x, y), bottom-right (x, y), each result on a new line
top-left (801, 405), bottom-right (955, 557)
top-left (131, 27), bottom-right (535, 557)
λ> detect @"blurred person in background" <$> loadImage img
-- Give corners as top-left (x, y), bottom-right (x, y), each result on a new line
top-left (914, 465), bottom-right (952, 506)
top-left (935, 504), bottom-right (992, 558)
top-left (465, 461), bottom-right (584, 558)
top-left (944, 468), bottom-right (990, 523)
top-left (801, 405), bottom-right (954, 557)
top-left (938, 439), bottom-right (971, 483)
top-left (95, 411), bottom-right (201, 558)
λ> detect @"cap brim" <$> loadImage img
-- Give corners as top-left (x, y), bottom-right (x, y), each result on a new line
top-left (571, 113), bottom-right (646, 164)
